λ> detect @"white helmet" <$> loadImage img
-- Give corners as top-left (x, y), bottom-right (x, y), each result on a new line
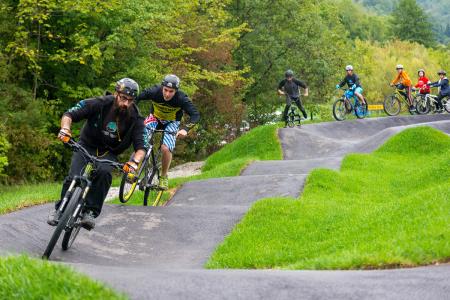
top-left (396, 64), bottom-right (404, 70)
top-left (345, 65), bottom-right (353, 71)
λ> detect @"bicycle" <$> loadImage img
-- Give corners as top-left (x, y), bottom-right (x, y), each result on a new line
top-left (43, 139), bottom-right (126, 259)
top-left (332, 88), bottom-right (368, 121)
top-left (118, 128), bottom-right (176, 206)
top-left (383, 84), bottom-right (417, 116)
top-left (286, 104), bottom-right (302, 128)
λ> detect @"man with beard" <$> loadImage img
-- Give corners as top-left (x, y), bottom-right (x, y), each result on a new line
top-left (47, 78), bottom-right (146, 230)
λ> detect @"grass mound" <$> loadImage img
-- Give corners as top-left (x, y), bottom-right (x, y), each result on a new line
top-left (0, 255), bottom-right (125, 299)
top-left (111, 124), bottom-right (282, 205)
top-left (207, 127), bottom-right (450, 270)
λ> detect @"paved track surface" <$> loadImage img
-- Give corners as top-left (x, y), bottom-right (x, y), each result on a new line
top-left (1, 115), bottom-right (449, 299)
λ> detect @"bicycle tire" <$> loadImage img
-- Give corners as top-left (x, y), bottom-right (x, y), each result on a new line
top-left (415, 96), bottom-right (430, 115)
top-left (332, 98), bottom-right (347, 121)
top-left (119, 155), bottom-right (147, 203)
top-left (383, 95), bottom-right (401, 116)
top-left (62, 223), bottom-right (81, 251)
top-left (444, 98), bottom-right (450, 113)
top-left (355, 99), bottom-right (368, 119)
top-left (43, 187), bottom-right (82, 259)
top-left (143, 149), bottom-right (163, 206)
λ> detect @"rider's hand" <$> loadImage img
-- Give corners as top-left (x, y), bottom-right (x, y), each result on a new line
top-left (335, 84), bottom-right (340, 89)
top-left (123, 161), bottom-right (138, 174)
top-left (58, 128), bottom-right (72, 143)
top-left (389, 83), bottom-right (394, 87)
top-left (176, 129), bottom-right (188, 138)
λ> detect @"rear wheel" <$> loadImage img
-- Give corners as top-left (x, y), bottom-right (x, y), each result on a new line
top-left (332, 98), bottom-right (347, 121)
top-left (383, 95), bottom-right (401, 116)
top-left (355, 99), bottom-right (368, 119)
top-left (43, 187), bottom-right (82, 259)
top-left (415, 96), bottom-right (430, 114)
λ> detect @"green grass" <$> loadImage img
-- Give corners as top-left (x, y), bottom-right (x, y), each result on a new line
top-left (206, 127), bottom-right (450, 270)
top-left (0, 255), bottom-right (126, 299)
top-left (110, 124), bottom-right (282, 206)
top-left (0, 182), bottom-right (60, 214)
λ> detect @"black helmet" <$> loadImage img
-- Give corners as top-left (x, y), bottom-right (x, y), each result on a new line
top-left (285, 69), bottom-right (294, 77)
top-left (115, 78), bottom-right (139, 98)
top-left (161, 74), bottom-right (180, 89)
top-left (437, 70), bottom-right (446, 75)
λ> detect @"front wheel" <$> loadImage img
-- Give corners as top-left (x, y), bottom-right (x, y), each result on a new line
top-left (43, 187), bottom-right (82, 259)
top-left (62, 224), bottom-right (81, 251)
top-left (383, 95), bottom-right (401, 116)
top-left (119, 155), bottom-right (146, 203)
top-left (444, 98), bottom-right (450, 113)
top-left (332, 98), bottom-right (348, 121)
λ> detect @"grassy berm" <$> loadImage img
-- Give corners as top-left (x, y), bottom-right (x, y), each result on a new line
top-left (0, 255), bottom-right (126, 299)
top-left (207, 126), bottom-right (450, 270)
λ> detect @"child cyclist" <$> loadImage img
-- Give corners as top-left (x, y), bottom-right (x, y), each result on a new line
top-left (414, 69), bottom-right (430, 97)
top-left (390, 64), bottom-right (415, 112)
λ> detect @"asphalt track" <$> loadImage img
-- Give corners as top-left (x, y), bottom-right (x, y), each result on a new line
top-left (1, 114), bottom-right (449, 299)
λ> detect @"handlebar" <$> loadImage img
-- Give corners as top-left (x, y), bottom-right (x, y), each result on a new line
top-left (147, 128), bottom-right (178, 136)
top-left (66, 139), bottom-right (125, 172)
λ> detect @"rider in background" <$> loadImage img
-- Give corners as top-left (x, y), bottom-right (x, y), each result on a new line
top-left (390, 64), bottom-right (415, 112)
top-left (278, 69), bottom-right (309, 126)
top-left (136, 74), bottom-right (200, 190)
top-left (335, 65), bottom-right (366, 105)
top-left (48, 78), bottom-right (146, 230)
top-left (414, 69), bottom-right (430, 97)
top-left (428, 70), bottom-right (449, 113)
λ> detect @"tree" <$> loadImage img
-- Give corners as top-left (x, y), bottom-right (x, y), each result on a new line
top-left (390, 0), bottom-right (436, 47)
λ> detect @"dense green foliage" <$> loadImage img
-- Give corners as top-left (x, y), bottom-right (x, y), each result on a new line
top-left (207, 127), bottom-right (450, 269)
top-left (0, 255), bottom-right (125, 299)
top-left (355, 0), bottom-right (450, 43)
top-left (1, 0), bottom-right (448, 184)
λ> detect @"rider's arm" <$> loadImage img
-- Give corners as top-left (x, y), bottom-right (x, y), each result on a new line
top-left (131, 117), bottom-right (147, 163)
top-left (136, 85), bottom-right (159, 102)
top-left (64, 98), bottom-right (101, 122)
top-left (391, 73), bottom-right (401, 85)
top-left (337, 77), bottom-right (346, 88)
top-left (180, 95), bottom-right (200, 132)
top-left (277, 80), bottom-right (286, 94)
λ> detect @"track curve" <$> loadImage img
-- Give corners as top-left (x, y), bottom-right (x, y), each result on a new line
top-left (0, 114), bottom-right (449, 299)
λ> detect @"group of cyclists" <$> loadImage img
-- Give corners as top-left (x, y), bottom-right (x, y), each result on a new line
top-left (47, 75), bottom-right (199, 230)
top-left (278, 65), bottom-right (449, 125)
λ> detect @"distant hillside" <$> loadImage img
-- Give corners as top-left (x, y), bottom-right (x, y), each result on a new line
top-left (354, 0), bottom-right (450, 43)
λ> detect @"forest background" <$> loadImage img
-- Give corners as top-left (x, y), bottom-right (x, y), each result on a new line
top-left (0, 0), bottom-right (449, 184)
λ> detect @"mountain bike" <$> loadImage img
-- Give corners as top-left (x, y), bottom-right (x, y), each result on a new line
top-left (332, 88), bottom-right (368, 121)
top-left (286, 105), bottom-right (302, 127)
top-left (383, 84), bottom-right (416, 116)
top-left (43, 139), bottom-right (125, 259)
top-left (118, 128), bottom-right (176, 206)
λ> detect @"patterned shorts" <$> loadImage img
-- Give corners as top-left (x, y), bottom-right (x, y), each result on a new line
top-left (144, 114), bottom-right (180, 152)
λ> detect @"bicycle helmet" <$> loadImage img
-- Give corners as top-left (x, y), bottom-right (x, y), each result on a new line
top-left (437, 70), bottom-right (446, 75)
top-left (417, 69), bottom-right (425, 75)
top-left (161, 74), bottom-right (180, 89)
top-left (285, 69), bottom-right (294, 77)
top-left (115, 78), bottom-right (139, 98)
top-left (345, 65), bottom-right (353, 71)
top-left (396, 64), bottom-right (404, 70)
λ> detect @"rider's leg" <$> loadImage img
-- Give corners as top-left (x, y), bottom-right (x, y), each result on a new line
top-left (161, 145), bottom-right (172, 177)
top-left (436, 93), bottom-right (444, 111)
top-left (405, 85), bottom-right (414, 107)
top-left (354, 87), bottom-right (365, 105)
top-left (84, 151), bottom-right (117, 217)
top-left (283, 96), bottom-right (293, 124)
top-left (294, 98), bottom-right (307, 119)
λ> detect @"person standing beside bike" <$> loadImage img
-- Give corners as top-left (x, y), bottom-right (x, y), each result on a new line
top-left (335, 65), bottom-right (366, 106)
top-left (428, 70), bottom-right (449, 113)
top-left (47, 78), bottom-right (147, 230)
top-left (136, 74), bottom-right (200, 190)
top-left (390, 64), bottom-right (415, 112)
top-left (278, 69), bottom-right (309, 126)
